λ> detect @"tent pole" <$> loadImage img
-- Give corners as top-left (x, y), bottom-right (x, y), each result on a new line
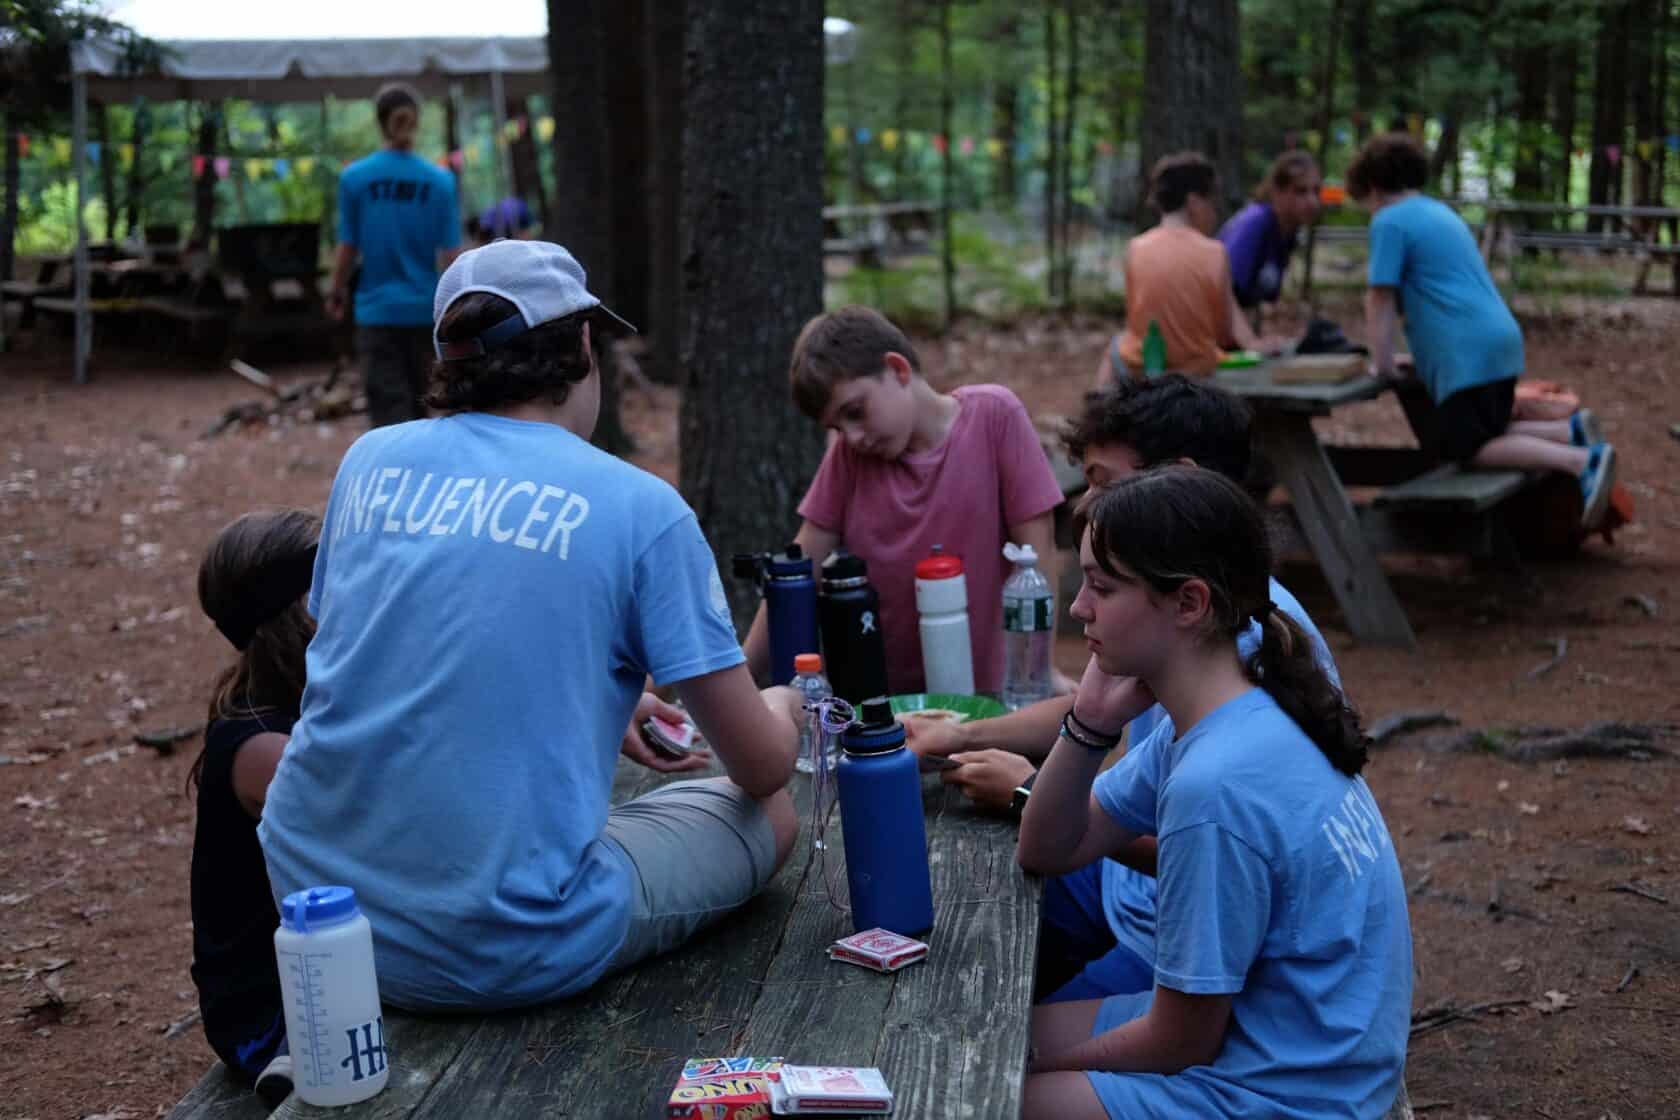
top-left (72, 71), bottom-right (91, 385)
top-left (489, 68), bottom-right (512, 202)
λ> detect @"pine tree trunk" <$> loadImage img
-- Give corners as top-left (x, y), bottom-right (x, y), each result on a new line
top-left (547, 0), bottom-right (633, 455)
top-left (991, 16), bottom-right (1020, 208)
top-left (1140, 0), bottom-right (1244, 221)
top-left (506, 96), bottom-right (549, 230)
top-left (678, 0), bottom-right (825, 626)
top-left (1044, 3), bottom-right (1061, 302)
top-left (2, 115), bottom-right (19, 289)
top-left (96, 102), bottom-right (117, 241)
top-left (1514, 43), bottom-right (1548, 205)
top-left (1550, 40), bottom-right (1579, 204)
top-left (1588, 1), bottom-right (1630, 227)
top-left (191, 105), bottom-right (217, 247)
top-left (940, 0), bottom-right (957, 324)
top-left (1058, 0), bottom-right (1081, 302)
top-left (124, 101), bottom-right (147, 239)
top-left (1629, 0), bottom-right (1659, 204)
top-left (1653, 0), bottom-right (1669, 201)
top-left (893, 0), bottom-right (917, 193)
top-left (645, 0), bottom-right (685, 384)
top-left (603, 0), bottom-right (652, 333)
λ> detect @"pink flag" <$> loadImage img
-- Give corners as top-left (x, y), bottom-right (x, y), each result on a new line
top-left (213, 156), bottom-right (231, 179)
top-left (932, 134), bottom-right (948, 154)
top-left (192, 154), bottom-right (206, 177)
top-left (1606, 145), bottom-right (1621, 166)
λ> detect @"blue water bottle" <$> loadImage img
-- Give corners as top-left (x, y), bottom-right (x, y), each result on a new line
top-left (757, 544), bottom-right (819, 686)
top-left (836, 698), bottom-right (935, 936)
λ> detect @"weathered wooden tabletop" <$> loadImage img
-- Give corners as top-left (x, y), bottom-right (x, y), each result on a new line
top-left (171, 756), bottom-right (1041, 1120)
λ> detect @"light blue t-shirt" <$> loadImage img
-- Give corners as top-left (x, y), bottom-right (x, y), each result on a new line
top-left (259, 413), bottom-right (744, 1010)
top-left (337, 149), bottom-right (460, 327)
top-left (1105, 577), bottom-right (1338, 963)
top-left (1367, 194), bottom-right (1523, 404)
top-left (1089, 690), bottom-right (1412, 1118)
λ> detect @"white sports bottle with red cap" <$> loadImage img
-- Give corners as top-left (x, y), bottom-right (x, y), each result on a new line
top-left (274, 886), bottom-right (388, 1107)
top-left (914, 546), bottom-right (974, 695)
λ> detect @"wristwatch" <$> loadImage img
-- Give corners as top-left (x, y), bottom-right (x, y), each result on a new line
top-left (1010, 770), bottom-right (1038, 817)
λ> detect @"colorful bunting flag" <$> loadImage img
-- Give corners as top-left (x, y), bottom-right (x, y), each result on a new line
top-left (1405, 113), bottom-right (1423, 137)
top-left (274, 158), bottom-right (291, 180)
top-left (959, 136), bottom-right (974, 155)
top-left (1606, 144), bottom-right (1621, 166)
top-left (214, 156), bottom-right (231, 179)
top-left (830, 125), bottom-right (846, 145)
top-left (1669, 135), bottom-right (1680, 153)
top-left (192, 154), bottom-right (206, 178)
top-left (882, 129), bottom-right (900, 151)
top-left (856, 127), bottom-right (871, 143)
top-left (119, 143), bottom-right (134, 167)
top-left (159, 152), bottom-right (174, 173)
top-left (447, 149), bottom-right (464, 170)
top-left (16, 134), bottom-right (27, 157)
top-left (53, 137), bottom-right (71, 162)
top-left (1095, 140), bottom-right (1115, 157)
top-left (88, 141), bottom-right (102, 165)
top-left (1637, 140), bottom-right (1654, 161)
top-left (245, 159), bottom-right (263, 181)
top-left (537, 117), bottom-right (555, 143)
top-left (932, 134), bottom-right (948, 154)
top-left (985, 138), bottom-right (1004, 158)
top-left (297, 157), bottom-right (316, 176)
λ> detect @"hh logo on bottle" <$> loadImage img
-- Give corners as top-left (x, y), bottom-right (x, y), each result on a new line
top-left (341, 1017), bottom-right (387, 1081)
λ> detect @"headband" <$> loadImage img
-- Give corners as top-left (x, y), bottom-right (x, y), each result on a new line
top-left (214, 545), bottom-right (317, 651)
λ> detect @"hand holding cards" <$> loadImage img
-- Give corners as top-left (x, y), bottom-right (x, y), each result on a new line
top-left (641, 714), bottom-right (702, 760)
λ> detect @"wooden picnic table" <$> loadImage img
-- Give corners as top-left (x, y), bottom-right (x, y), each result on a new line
top-left (1476, 199), bottom-right (1680, 296)
top-left (170, 754), bottom-right (1040, 1120)
top-left (1214, 363), bottom-right (1417, 648)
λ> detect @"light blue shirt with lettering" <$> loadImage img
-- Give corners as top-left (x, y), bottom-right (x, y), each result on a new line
top-left (260, 412), bottom-right (744, 1010)
top-left (1104, 576), bottom-right (1336, 964)
top-left (1089, 690), bottom-right (1412, 1117)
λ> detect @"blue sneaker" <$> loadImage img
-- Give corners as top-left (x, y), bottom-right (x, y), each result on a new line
top-left (1569, 409), bottom-right (1603, 448)
top-left (1579, 442), bottom-right (1617, 531)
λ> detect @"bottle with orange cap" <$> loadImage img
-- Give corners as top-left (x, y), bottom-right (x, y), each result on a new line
top-left (790, 652), bottom-right (835, 774)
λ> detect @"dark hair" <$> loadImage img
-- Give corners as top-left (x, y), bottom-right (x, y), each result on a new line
top-left (1256, 150), bottom-right (1320, 202)
top-left (428, 292), bottom-right (595, 413)
top-left (374, 83), bottom-right (421, 147)
top-left (1062, 374), bottom-right (1253, 484)
top-left (1149, 151), bottom-right (1217, 213)
top-left (1074, 467), bottom-right (1367, 775)
top-left (790, 305), bottom-right (921, 420)
top-left (1345, 133), bottom-right (1429, 200)
top-left (188, 510), bottom-right (320, 793)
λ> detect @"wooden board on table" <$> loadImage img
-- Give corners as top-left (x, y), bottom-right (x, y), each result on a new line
top-left (1267, 353), bottom-right (1366, 385)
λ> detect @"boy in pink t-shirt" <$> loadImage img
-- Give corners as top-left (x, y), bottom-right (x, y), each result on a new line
top-left (743, 306), bottom-right (1065, 694)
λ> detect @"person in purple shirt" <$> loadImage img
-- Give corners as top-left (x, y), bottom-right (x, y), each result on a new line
top-left (477, 197), bottom-right (536, 242)
top-left (1218, 151), bottom-right (1322, 321)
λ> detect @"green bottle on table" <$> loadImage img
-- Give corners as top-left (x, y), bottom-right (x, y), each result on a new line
top-left (1141, 319), bottom-right (1166, 378)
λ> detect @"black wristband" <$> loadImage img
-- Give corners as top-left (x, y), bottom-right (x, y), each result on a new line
top-left (1066, 708), bottom-right (1125, 745)
top-left (1059, 712), bottom-right (1119, 752)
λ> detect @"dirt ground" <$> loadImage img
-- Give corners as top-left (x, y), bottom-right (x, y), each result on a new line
top-left (2, 291), bottom-right (1677, 1119)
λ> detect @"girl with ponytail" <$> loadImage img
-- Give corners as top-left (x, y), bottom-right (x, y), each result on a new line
top-left (1017, 465), bottom-right (1411, 1119)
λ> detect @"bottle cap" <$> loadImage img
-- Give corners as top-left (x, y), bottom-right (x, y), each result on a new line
top-left (794, 652), bottom-right (823, 674)
top-left (914, 546), bottom-right (963, 581)
top-left (839, 696), bottom-right (905, 755)
top-left (821, 549), bottom-right (870, 584)
top-left (280, 885), bottom-right (360, 933)
top-left (768, 544), bottom-right (813, 578)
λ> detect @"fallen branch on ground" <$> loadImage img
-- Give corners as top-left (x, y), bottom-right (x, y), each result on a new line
top-left (1368, 710), bottom-right (1457, 746)
top-left (1609, 882), bottom-right (1668, 905)
top-left (1526, 636), bottom-right (1568, 680)
top-left (1409, 998), bottom-right (1531, 1038)
top-left (133, 724), bottom-right (204, 754)
top-left (1424, 723), bottom-right (1675, 764)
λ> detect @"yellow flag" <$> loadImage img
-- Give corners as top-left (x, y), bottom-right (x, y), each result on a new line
top-left (986, 138), bottom-right (1004, 158)
top-left (120, 143), bottom-right (134, 166)
top-left (297, 157), bottom-right (316, 177)
top-left (882, 129), bottom-right (900, 151)
top-left (1406, 113), bottom-right (1423, 136)
top-left (246, 159), bottom-right (263, 181)
top-left (831, 125), bottom-right (846, 146)
top-left (1638, 140), bottom-right (1655, 161)
top-left (537, 117), bottom-right (555, 143)
top-left (53, 137), bottom-right (72, 162)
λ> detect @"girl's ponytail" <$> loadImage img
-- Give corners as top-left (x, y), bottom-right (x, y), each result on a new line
top-left (1250, 607), bottom-right (1367, 775)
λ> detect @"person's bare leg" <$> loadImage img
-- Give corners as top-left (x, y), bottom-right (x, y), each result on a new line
top-left (757, 786), bottom-right (798, 871)
top-left (1470, 433), bottom-right (1589, 475)
top-left (1507, 418), bottom-right (1572, 445)
top-left (1022, 1071), bottom-right (1107, 1119)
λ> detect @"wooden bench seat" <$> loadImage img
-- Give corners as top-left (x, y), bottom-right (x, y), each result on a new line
top-left (1373, 463), bottom-right (1532, 513)
top-left (139, 297), bottom-right (235, 324)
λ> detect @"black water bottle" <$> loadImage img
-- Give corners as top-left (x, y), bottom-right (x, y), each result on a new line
top-left (817, 550), bottom-right (890, 704)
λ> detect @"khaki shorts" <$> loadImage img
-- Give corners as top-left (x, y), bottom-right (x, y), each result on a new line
top-left (599, 779), bottom-right (779, 973)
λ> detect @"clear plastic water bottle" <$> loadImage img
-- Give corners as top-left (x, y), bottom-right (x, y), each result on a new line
top-left (1001, 543), bottom-right (1054, 711)
top-left (791, 653), bottom-right (835, 774)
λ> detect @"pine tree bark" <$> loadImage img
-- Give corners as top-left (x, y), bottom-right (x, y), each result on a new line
top-left (506, 96), bottom-right (549, 231)
top-left (603, 0), bottom-right (652, 333)
top-left (679, 2), bottom-right (825, 626)
top-left (124, 100), bottom-right (147, 239)
top-left (191, 105), bottom-right (217, 247)
top-left (991, 16), bottom-right (1020, 207)
top-left (644, 0), bottom-right (685, 384)
top-left (546, 0), bottom-right (633, 455)
top-left (1347, 0), bottom-right (1374, 142)
top-left (1588, 1), bottom-right (1630, 226)
top-left (2, 115), bottom-right (18, 289)
top-left (1514, 43), bottom-right (1548, 205)
top-left (1140, 0), bottom-right (1244, 220)
top-left (1550, 39), bottom-right (1579, 204)
top-left (1628, 0), bottom-right (1660, 204)
top-left (95, 102), bottom-right (117, 241)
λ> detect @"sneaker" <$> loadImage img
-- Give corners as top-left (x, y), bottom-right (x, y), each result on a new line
top-left (1579, 442), bottom-right (1617, 531)
top-left (254, 1052), bottom-right (293, 1109)
top-left (1569, 408), bottom-right (1603, 447)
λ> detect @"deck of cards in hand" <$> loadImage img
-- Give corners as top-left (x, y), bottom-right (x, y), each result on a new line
top-left (827, 928), bottom-right (928, 973)
top-left (769, 1066), bottom-right (894, 1115)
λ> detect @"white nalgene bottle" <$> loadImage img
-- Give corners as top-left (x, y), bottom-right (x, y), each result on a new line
top-left (914, 546), bottom-right (974, 695)
top-left (274, 886), bottom-right (389, 1107)
top-left (1001, 542), bottom-right (1055, 710)
top-left (792, 652), bottom-right (836, 773)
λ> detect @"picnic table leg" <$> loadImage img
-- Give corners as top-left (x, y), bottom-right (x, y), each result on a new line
top-left (1257, 411), bottom-right (1417, 648)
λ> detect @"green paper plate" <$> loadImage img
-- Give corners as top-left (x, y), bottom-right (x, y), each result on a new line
top-left (889, 693), bottom-right (1008, 721)
top-left (1218, 349), bottom-right (1264, 369)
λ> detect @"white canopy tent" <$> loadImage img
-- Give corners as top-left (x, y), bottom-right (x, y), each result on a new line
top-left (59, 0), bottom-right (552, 381)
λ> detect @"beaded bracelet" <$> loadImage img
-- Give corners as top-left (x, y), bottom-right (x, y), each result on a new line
top-left (1059, 711), bottom-right (1120, 752)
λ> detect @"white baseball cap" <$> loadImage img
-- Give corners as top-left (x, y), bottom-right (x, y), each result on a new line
top-left (432, 239), bottom-right (635, 361)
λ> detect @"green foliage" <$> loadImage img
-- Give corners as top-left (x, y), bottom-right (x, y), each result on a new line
top-left (13, 178), bottom-right (101, 253)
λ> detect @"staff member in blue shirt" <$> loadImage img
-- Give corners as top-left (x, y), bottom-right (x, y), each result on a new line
top-left (326, 84), bottom-right (461, 428)
top-left (1351, 132), bottom-right (1619, 531)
